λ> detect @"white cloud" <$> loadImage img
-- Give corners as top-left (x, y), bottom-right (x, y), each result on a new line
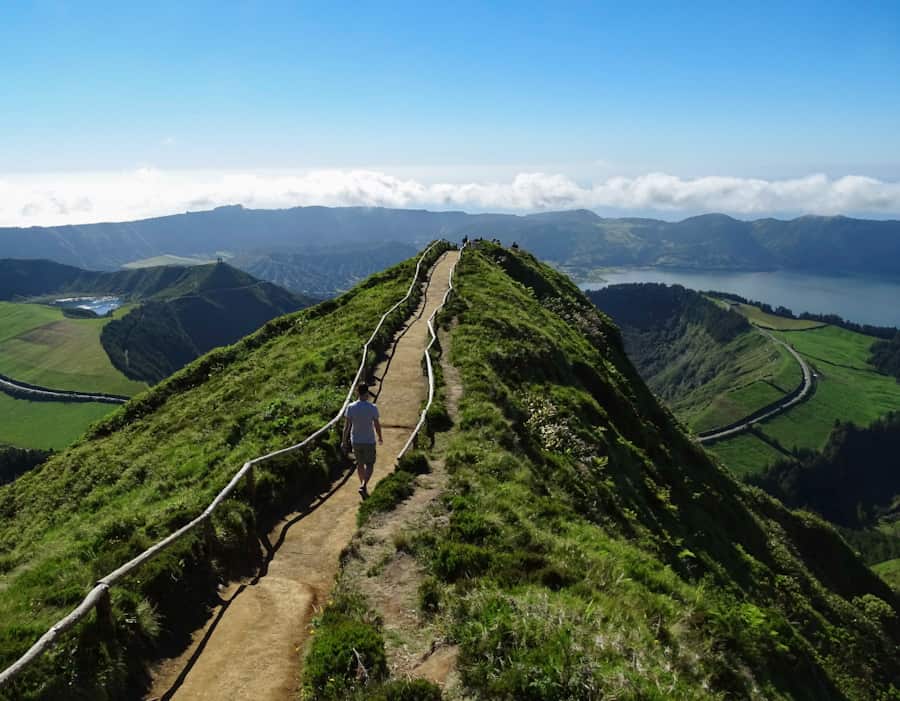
top-left (1, 168), bottom-right (899, 227)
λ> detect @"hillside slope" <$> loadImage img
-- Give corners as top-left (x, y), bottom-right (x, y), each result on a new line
top-left (403, 244), bottom-right (899, 700)
top-left (0, 244), bottom-right (451, 700)
top-left (99, 263), bottom-right (312, 383)
top-left (2, 243), bottom-right (899, 700)
top-left (587, 283), bottom-right (800, 432)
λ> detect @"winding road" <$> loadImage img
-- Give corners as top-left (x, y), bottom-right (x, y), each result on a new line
top-left (0, 373), bottom-right (128, 404)
top-left (697, 329), bottom-right (813, 444)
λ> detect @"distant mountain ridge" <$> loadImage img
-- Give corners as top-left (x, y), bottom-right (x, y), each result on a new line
top-left (3, 205), bottom-right (900, 277)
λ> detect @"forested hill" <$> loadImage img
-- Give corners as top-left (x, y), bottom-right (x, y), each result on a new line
top-left (3, 205), bottom-right (900, 276)
top-left (750, 412), bottom-right (900, 529)
top-left (98, 263), bottom-right (313, 383)
top-left (2, 244), bottom-right (899, 699)
top-left (0, 258), bottom-right (315, 384)
top-left (0, 257), bottom-right (313, 303)
top-left (872, 333), bottom-right (900, 381)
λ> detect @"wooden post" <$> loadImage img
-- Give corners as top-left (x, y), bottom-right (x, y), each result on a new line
top-left (246, 465), bottom-right (256, 503)
top-left (203, 515), bottom-right (217, 552)
top-left (95, 586), bottom-right (115, 635)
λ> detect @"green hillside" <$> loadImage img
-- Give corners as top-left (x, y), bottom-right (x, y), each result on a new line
top-left (0, 301), bottom-right (147, 450)
top-left (587, 284), bottom-right (800, 432)
top-left (2, 243), bottom-right (900, 699)
top-left (709, 317), bottom-right (900, 475)
top-left (383, 244), bottom-right (898, 700)
top-left (0, 301), bottom-right (146, 396)
top-left (0, 244), bottom-right (450, 700)
top-left (100, 263), bottom-right (311, 383)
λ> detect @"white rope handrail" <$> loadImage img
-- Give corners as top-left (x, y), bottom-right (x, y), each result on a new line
top-left (0, 241), bottom-right (445, 687)
top-left (397, 242), bottom-right (465, 459)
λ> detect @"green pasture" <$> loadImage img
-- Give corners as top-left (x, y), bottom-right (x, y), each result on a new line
top-left (705, 431), bottom-right (788, 477)
top-left (711, 323), bottom-right (900, 475)
top-left (122, 254), bottom-right (216, 269)
top-left (669, 329), bottom-right (801, 433)
top-left (731, 302), bottom-right (826, 330)
top-left (873, 558), bottom-right (900, 589)
top-left (0, 394), bottom-right (114, 450)
top-left (0, 301), bottom-right (147, 396)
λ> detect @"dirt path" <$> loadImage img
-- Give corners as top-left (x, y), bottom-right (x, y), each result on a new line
top-left (146, 251), bottom-right (460, 701)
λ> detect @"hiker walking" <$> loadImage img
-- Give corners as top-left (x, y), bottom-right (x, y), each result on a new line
top-left (342, 382), bottom-right (383, 498)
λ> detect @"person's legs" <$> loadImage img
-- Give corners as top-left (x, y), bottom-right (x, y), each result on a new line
top-left (363, 462), bottom-right (374, 487)
top-left (356, 461), bottom-right (367, 485)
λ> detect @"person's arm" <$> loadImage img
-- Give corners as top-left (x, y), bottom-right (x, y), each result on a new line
top-left (342, 418), bottom-right (351, 450)
top-left (374, 418), bottom-right (383, 444)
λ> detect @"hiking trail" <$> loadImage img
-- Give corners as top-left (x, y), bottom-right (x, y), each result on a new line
top-left (146, 250), bottom-right (460, 701)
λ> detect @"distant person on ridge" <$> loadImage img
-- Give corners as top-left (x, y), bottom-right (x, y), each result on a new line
top-left (342, 382), bottom-right (383, 498)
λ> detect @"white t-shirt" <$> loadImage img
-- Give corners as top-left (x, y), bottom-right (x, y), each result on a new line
top-left (345, 400), bottom-right (379, 444)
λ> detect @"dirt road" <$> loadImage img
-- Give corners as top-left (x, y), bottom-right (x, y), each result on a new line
top-left (147, 250), bottom-right (460, 701)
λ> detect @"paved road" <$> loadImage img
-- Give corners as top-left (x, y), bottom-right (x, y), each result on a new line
top-left (698, 329), bottom-right (813, 444)
top-left (0, 373), bottom-right (128, 404)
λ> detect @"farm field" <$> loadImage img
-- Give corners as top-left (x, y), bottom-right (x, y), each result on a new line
top-left (729, 302), bottom-right (827, 330)
top-left (0, 393), bottom-right (115, 450)
top-left (686, 333), bottom-right (800, 432)
top-left (707, 319), bottom-right (900, 475)
top-left (706, 431), bottom-right (788, 477)
top-left (872, 557), bottom-right (900, 589)
top-left (0, 301), bottom-right (147, 396)
top-left (122, 254), bottom-right (218, 269)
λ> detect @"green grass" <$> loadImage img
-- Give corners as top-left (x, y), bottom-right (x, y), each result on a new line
top-left (705, 431), bottom-right (789, 477)
top-left (0, 301), bottom-right (147, 396)
top-left (0, 394), bottom-right (114, 450)
top-left (122, 254), bottom-right (218, 269)
top-left (873, 558), bottom-right (900, 589)
top-left (0, 244), bottom-right (451, 700)
top-left (403, 244), bottom-right (900, 700)
top-left (710, 324), bottom-right (900, 475)
top-left (653, 325), bottom-right (801, 433)
top-left (731, 302), bottom-right (826, 330)
top-left (755, 326), bottom-right (900, 455)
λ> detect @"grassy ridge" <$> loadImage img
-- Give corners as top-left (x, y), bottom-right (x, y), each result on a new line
top-left (0, 244), bottom-right (450, 700)
top-left (671, 328), bottom-right (800, 432)
top-left (407, 244), bottom-right (900, 699)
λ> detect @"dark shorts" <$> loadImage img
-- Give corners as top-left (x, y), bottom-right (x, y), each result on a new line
top-left (353, 443), bottom-right (377, 466)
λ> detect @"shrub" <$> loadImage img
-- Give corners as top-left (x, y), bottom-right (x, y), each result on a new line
top-left (303, 618), bottom-right (387, 698)
top-left (433, 542), bottom-right (492, 581)
top-left (357, 470), bottom-right (416, 526)
top-left (418, 577), bottom-right (442, 615)
top-left (368, 679), bottom-right (442, 701)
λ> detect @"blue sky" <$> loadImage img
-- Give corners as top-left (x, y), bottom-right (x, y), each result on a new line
top-left (2, 1), bottom-right (900, 224)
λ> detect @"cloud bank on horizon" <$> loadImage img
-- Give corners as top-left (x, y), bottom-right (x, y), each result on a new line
top-left (2, 169), bottom-right (900, 227)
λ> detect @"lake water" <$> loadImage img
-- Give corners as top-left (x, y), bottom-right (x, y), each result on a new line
top-left (53, 296), bottom-right (122, 316)
top-left (578, 269), bottom-right (900, 328)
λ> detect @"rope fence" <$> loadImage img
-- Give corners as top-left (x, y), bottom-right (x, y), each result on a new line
top-left (0, 240), bottom-right (450, 687)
